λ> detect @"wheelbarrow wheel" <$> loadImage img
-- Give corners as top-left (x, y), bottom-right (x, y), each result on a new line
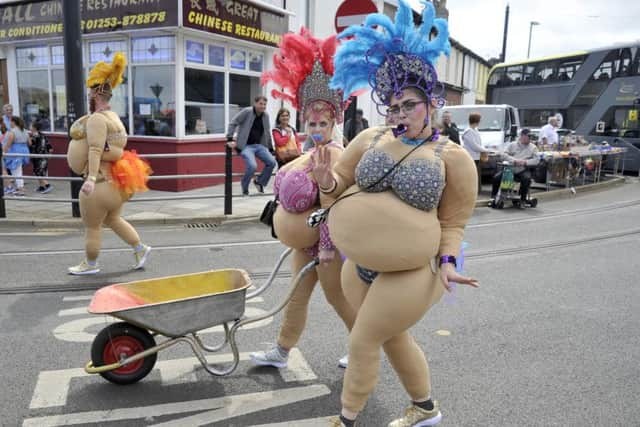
top-left (91, 322), bottom-right (157, 385)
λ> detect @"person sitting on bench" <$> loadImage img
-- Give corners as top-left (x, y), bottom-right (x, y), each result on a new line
top-left (491, 128), bottom-right (540, 205)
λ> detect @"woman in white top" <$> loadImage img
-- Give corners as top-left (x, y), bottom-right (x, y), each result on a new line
top-left (461, 112), bottom-right (489, 192)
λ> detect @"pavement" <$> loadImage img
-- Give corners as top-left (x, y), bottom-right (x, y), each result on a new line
top-left (0, 174), bottom-right (628, 227)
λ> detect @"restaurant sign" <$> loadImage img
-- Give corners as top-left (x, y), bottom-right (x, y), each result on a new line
top-left (183, 0), bottom-right (287, 47)
top-left (0, 0), bottom-right (178, 43)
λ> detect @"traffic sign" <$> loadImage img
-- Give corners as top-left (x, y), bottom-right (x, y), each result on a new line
top-left (334, 0), bottom-right (378, 34)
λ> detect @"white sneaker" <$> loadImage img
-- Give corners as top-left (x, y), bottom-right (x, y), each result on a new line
top-left (338, 355), bottom-right (348, 368)
top-left (249, 346), bottom-right (288, 368)
top-left (132, 244), bottom-right (151, 270)
top-left (68, 260), bottom-right (100, 275)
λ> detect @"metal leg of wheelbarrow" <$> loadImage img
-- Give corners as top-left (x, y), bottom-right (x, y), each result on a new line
top-left (189, 258), bottom-right (319, 376)
top-left (192, 322), bottom-right (230, 353)
top-left (189, 248), bottom-right (293, 362)
top-left (246, 247), bottom-right (293, 300)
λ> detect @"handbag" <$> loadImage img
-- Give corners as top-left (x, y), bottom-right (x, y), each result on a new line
top-left (275, 131), bottom-right (300, 164)
top-left (260, 197), bottom-right (279, 239)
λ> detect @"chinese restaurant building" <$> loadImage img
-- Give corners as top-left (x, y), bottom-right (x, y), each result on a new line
top-left (0, 0), bottom-right (303, 191)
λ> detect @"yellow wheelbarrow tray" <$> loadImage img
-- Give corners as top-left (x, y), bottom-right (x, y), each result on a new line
top-left (84, 248), bottom-right (317, 385)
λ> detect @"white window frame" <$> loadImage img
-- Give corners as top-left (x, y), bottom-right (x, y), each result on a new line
top-left (181, 34), bottom-right (267, 140)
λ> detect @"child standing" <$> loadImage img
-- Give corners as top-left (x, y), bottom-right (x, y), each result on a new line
top-left (30, 121), bottom-right (53, 193)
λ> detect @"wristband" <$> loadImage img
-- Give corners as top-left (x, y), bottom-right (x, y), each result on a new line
top-left (319, 178), bottom-right (337, 194)
top-left (439, 255), bottom-right (457, 268)
top-left (87, 176), bottom-right (97, 182)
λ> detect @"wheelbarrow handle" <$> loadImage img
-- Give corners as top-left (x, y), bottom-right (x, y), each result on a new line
top-left (246, 247), bottom-right (293, 300)
top-left (233, 258), bottom-right (319, 333)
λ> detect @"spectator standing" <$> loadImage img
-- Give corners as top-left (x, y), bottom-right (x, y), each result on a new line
top-left (2, 104), bottom-right (14, 129)
top-left (540, 116), bottom-right (559, 149)
top-left (30, 121), bottom-right (54, 193)
top-left (461, 112), bottom-right (489, 192)
top-left (226, 96), bottom-right (277, 196)
top-left (2, 116), bottom-right (30, 196)
top-left (271, 108), bottom-right (300, 167)
top-left (441, 110), bottom-right (460, 144)
top-left (343, 108), bottom-right (369, 144)
top-left (491, 129), bottom-right (540, 207)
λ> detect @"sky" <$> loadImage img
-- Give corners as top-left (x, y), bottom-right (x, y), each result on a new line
top-left (441, 0), bottom-right (640, 62)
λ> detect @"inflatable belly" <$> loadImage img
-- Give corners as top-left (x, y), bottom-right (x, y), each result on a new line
top-left (67, 138), bottom-right (88, 175)
top-left (328, 187), bottom-right (440, 272)
top-left (273, 206), bottom-right (320, 250)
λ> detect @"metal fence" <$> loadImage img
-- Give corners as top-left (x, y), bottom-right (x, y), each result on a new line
top-left (0, 147), bottom-right (273, 218)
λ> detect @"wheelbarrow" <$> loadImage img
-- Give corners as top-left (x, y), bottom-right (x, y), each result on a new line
top-left (84, 248), bottom-right (315, 385)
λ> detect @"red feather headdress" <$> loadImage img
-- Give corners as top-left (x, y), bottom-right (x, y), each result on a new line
top-left (262, 28), bottom-right (347, 123)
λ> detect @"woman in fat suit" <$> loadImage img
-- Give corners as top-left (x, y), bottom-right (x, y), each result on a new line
top-left (319, 2), bottom-right (480, 426)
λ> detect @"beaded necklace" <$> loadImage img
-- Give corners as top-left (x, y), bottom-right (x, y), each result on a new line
top-left (400, 128), bottom-right (440, 146)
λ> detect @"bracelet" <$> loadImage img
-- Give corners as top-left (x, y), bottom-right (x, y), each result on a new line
top-left (87, 176), bottom-right (97, 182)
top-left (319, 178), bottom-right (337, 194)
top-left (439, 255), bottom-right (457, 268)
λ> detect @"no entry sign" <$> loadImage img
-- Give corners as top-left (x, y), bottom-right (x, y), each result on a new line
top-left (334, 0), bottom-right (378, 34)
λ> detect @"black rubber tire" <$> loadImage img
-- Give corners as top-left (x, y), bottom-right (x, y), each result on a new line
top-left (91, 322), bottom-right (157, 385)
top-left (529, 198), bottom-right (538, 208)
top-left (496, 200), bottom-right (504, 209)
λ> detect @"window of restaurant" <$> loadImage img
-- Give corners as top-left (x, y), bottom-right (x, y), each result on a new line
top-left (131, 35), bottom-right (176, 137)
top-left (229, 48), bottom-right (262, 126)
top-left (88, 40), bottom-right (130, 133)
top-left (184, 40), bottom-right (225, 135)
top-left (16, 45), bottom-right (51, 130)
top-left (183, 38), bottom-right (264, 136)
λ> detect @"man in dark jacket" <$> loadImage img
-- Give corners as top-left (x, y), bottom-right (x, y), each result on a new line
top-left (441, 110), bottom-right (460, 144)
top-left (226, 96), bottom-right (276, 195)
top-left (343, 108), bottom-right (369, 144)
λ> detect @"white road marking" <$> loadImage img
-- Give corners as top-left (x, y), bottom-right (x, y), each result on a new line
top-left (281, 348), bottom-right (317, 382)
top-left (30, 350), bottom-right (317, 409)
top-left (150, 385), bottom-right (330, 427)
top-left (62, 296), bottom-right (93, 302)
top-left (57, 307), bottom-right (88, 317)
top-left (0, 232), bottom-right (65, 237)
top-left (1, 240), bottom-right (281, 257)
top-left (24, 384), bottom-right (330, 427)
top-left (252, 418), bottom-right (332, 427)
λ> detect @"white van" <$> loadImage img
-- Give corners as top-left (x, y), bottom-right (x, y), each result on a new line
top-left (437, 104), bottom-right (520, 174)
top-left (437, 104), bottom-right (520, 152)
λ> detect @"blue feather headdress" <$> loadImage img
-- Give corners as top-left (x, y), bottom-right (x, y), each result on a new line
top-left (330, 0), bottom-right (450, 115)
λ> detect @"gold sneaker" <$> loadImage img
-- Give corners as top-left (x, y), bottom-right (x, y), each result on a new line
top-left (328, 416), bottom-right (350, 427)
top-left (68, 260), bottom-right (100, 275)
top-left (132, 244), bottom-right (151, 270)
top-left (388, 401), bottom-right (442, 427)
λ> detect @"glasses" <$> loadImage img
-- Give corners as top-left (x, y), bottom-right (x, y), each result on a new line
top-left (386, 100), bottom-right (425, 116)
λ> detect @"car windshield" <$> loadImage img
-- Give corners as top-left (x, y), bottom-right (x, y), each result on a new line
top-left (441, 108), bottom-right (506, 132)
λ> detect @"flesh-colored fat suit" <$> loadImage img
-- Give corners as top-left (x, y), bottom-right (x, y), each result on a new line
top-left (272, 145), bottom-right (356, 349)
top-left (326, 126), bottom-right (478, 412)
top-left (67, 111), bottom-right (141, 261)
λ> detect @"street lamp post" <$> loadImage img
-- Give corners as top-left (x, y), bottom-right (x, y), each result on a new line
top-left (527, 21), bottom-right (540, 59)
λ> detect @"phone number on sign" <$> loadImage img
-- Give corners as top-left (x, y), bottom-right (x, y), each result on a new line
top-left (81, 12), bottom-right (167, 30)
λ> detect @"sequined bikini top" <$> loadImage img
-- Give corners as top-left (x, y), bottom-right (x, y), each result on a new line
top-left (355, 131), bottom-right (446, 211)
top-left (275, 141), bottom-right (343, 213)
